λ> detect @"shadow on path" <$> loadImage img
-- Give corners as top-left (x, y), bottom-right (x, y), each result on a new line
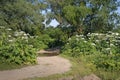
top-left (37, 47), bottom-right (61, 56)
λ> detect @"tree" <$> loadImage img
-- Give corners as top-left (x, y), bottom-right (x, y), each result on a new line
top-left (46, 0), bottom-right (120, 35)
top-left (85, 0), bottom-right (120, 33)
top-left (0, 0), bottom-right (46, 35)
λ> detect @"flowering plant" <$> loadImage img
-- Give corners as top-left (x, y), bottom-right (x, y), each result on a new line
top-left (62, 32), bottom-right (120, 70)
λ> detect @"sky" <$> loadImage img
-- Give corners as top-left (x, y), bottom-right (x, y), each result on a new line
top-left (117, 7), bottom-right (120, 13)
top-left (41, 10), bottom-right (60, 27)
top-left (49, 19), bottom-right (59, 27)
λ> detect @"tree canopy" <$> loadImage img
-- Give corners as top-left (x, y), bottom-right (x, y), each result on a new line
top-left (0, 0), bottom-right (46, 35)
top-left (0, 0), bottom-right (120, 35)
top-left (46, 0), bottom-right (120, 35)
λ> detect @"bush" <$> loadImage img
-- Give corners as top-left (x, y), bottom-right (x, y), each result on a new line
top-left (44, 27), bottom-right (68, 47)
top-left (62, 36), bottom-right (97, 57)
top-left (93, 54), bottom-right (120, 71)
top-left (0, 26), bottom-right (55, 65)
top-left (0, 39), bottom-right (36, 64)
top-left (28, 34), bottom-right (54, 50)
top-left (0, 27), bottom-right (37, 65)
top-left (62, 32), bottom-right (120, 71)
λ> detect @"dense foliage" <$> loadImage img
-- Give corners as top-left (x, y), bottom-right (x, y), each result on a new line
top-left (46, 0), bottom-right (120, 35)
top-left (0, 0), bottom-right (51, 65)
top-left (0, 0), bottom-right (120, 79)
top-left (0, 26), bottom-right (36, 64)
top-left (62, 32), bottom-right (120, 71)
top-left (0, 25), bottom-right (54, 64)
top-left (0, 0), bottom-right (46, 35)
top-left (44, 27), bottom-right (69, 47)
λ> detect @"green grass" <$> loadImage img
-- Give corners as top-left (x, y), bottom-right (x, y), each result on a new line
top-left (95, 69), bottom-right (120, 80)
top-left (0, 62), bottom-right (34, 71)
top-left (82, 54), bottom-right (120, 80)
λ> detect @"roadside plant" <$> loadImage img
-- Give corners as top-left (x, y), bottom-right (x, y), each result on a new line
top-left (62, 32), bottom-right (120, 71)
top-left (0, 27), bottom-right (37, 65)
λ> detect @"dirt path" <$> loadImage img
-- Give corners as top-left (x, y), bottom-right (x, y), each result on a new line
top-left (0, 56), bottom-right (71, 80)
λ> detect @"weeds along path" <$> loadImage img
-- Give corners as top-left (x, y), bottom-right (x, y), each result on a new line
top-left (0, 56), bottom-right (71, 80)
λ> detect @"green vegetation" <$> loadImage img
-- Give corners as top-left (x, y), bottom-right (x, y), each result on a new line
top-left (0, 62), bottom-right (33, 71)
top-left (0, 0), bottom-right (45, 35)
top-left (0, 0), bottom-right (120, 79)
top-left (0, 27), bottom-right (37, 65)
top-left (61, 33), bottom-right (120, 79)
top-left (46, 0), bottom-right (120, 34)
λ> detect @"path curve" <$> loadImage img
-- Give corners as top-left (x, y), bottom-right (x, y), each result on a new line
top-left (0, 56), bottom-right (71, 80)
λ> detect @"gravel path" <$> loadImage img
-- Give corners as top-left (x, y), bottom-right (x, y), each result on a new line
top-left (0, 56), bottom-right (71, 80)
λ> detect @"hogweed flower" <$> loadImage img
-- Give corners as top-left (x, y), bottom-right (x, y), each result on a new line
top-left (106, 48), bottom-right (111, 51)
top-left (22, 36), bottom-right (28, 40)
top-left (110, 44), bottom-right (114, 46)
top-left (95, 40), bottom-right (99, 42)
top-left (76, 35), bottom-right (79, 37)
top-left (91, 43), bottom-right (96, 46)
top-left (23, 33), bottom-right (27, 36)
top-left (115, 33), bottom-right (119, 36)
top-left (94, 33), bottom-right (99, 36)
top-left (68, 38), bottom-right (71, 40)
top-left (29, 45), bottom-right (33, 47)
top-left (19, 31), bottom-right (25, 34)
top-left (79, 35), bottom-right (84, 37)
top-left (76, 38), bottom-right (79, 41)
top-left (6, 28), bottom-right (12, 31)
top-left (8, 35), bottom-right (12, 37)
top-left (81, 38), bottom-right (84, 40)
top-left (67, 43), bottom-right (69, 44)
top-left (8, 39), bottom-right (13, 42)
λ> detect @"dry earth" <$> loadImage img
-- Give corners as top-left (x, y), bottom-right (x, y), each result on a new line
top-left (0, 56), bottom-right (71, 80)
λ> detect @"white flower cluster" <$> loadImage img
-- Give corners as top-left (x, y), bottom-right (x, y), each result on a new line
top-left (71, 32), bottom-right (120, 52)
top-left (14, 31), bottom-right (30, 40)
top-left (1, 29), bottom-right (31, 42)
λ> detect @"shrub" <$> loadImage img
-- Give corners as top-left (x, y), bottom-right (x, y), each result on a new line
top-left (0, 27), bottom-right (37, 65)
top-left (62, 32), bottom-right (120, 71)
top-left (62, 36), bottom-right (97, 57)
top-left (0, 40), bottom-right (36, 64)
top-left (28, 34), bottom-right (54, 50)
top-left (93, 54), bottom-right (120, 71)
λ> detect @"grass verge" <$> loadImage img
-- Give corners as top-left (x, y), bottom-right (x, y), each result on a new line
top-left (0, 62), bottom-right (35, 71)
